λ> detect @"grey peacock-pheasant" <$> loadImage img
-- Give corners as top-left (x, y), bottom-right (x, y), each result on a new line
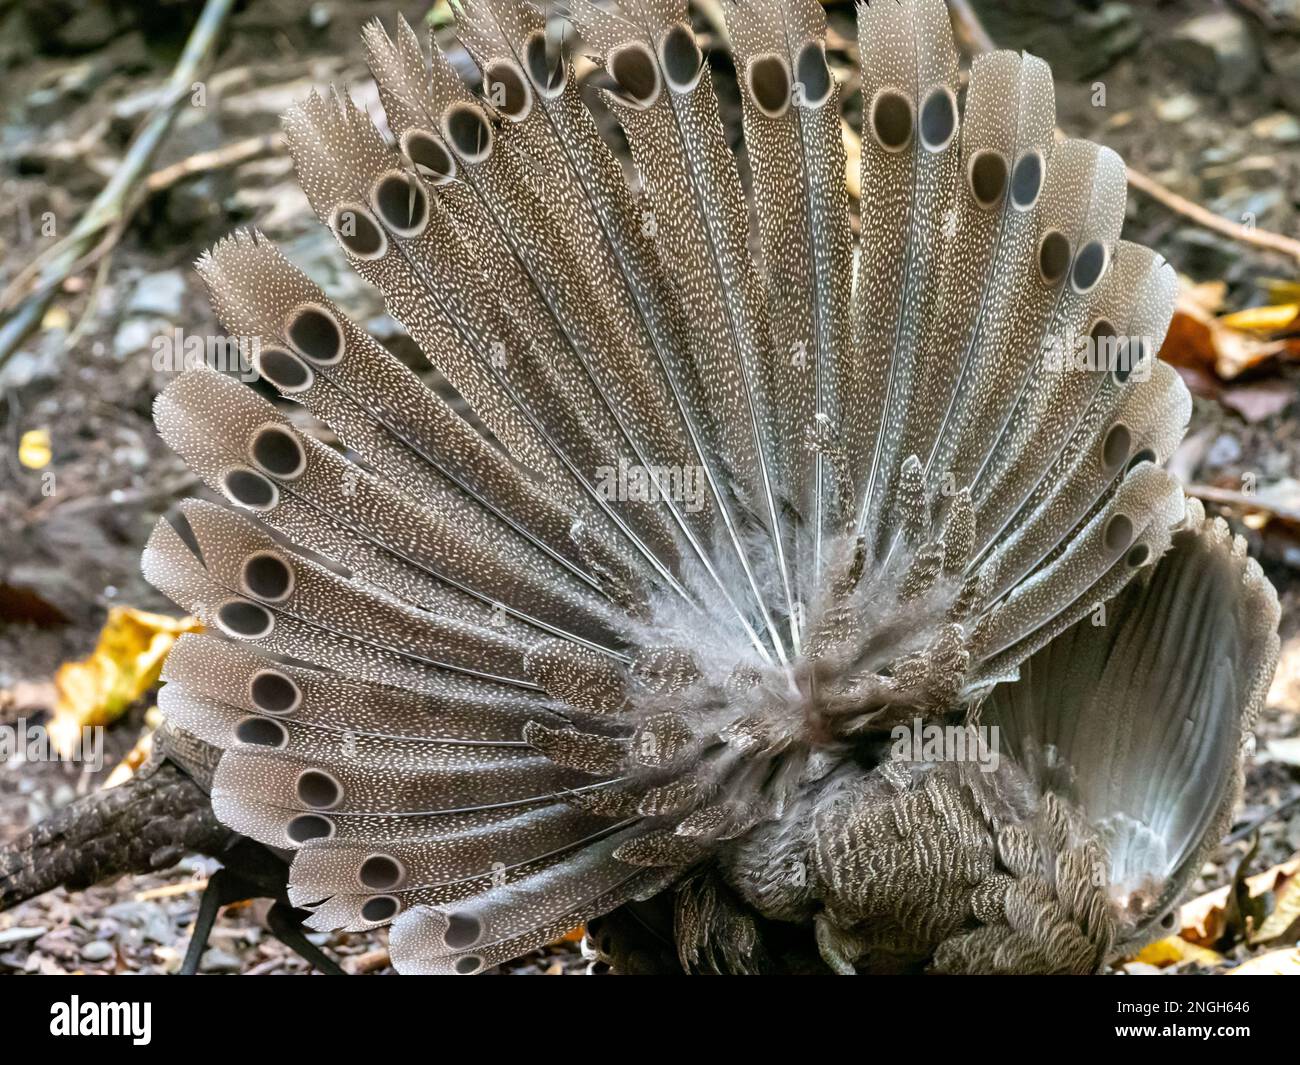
top-left (12, 0), bottom-right (1282, 975)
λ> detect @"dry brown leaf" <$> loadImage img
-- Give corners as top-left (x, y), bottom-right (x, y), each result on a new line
top-left (1213, 332), bottom-right (1288, 380)
top-left (1160, 282), bottom-right (1291, 380)
top-left (347, 949), bottom-right (392, 975)
top-left (1160, 301), bottom-right (1219, 371)
top-left (50, 607), bottom-right (201, 756)
top-left (1225, 948), bottom-right (1300, 975)
top-left (1252, 868), bottom-right (1300, 945)
top-left (1219, 380), bottom-right (1296, 423)
top-left (1177, 856), bottom-right (1300, 947)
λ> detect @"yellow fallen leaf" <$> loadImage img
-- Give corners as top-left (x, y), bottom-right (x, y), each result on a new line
top-left (41, 305), bottom-right (70, 332)
top-left (50, 608), bottom-right (201, 756)
top-left (1130, 936), bottom-right (1224, 968)
top-left (102, 705), bottom-right (163, 788)
top-left (1264, 279), bottom-right (1300, 305)
top-left (1225, 948), bottom-right (1300, 976)
top-left (1161, 279), bottom-right (1296, 380)
top-left (18, 428), bottom-right (51, 469)
top-left (1219, 303), bottom-right (1299, 333)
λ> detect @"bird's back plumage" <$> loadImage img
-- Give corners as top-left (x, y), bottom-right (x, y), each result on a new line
top-left (143, 0), bottom-right (1279, 974)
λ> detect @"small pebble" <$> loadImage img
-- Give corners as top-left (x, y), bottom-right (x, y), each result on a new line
top-left (0, 926), bottom-right (47, 946)
top-left (1206, 433), bottom-right (1242, 468)
top-left (200, 947), bottom-right (242, 973)
top-left (1154, 94), bottom-right (1198, 123)
top-left (125, 270), bottom-right (186, 318)
top-left (80, 940), bottom-right (114, 962)
top-left (1250, 113), bottom-right (1300, 144)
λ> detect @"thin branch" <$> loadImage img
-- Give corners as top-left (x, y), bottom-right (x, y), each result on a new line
top-left (46, 132), bottom-right (285, 355)
top-left (0, 0), bottom-right (236, 369)
top-left (946, 0), bottom-right (996, 54)
top-left (23, 472), bottom-right (201, 522)
top-left (144, 132), bottom-right (284, 195)
top-left (1225, 794), bottom-right (1300, 845)
top-left (1183, 483), bottom-right (1300, 525)
top-left (347, 949), bottom-right (392, 974)
top-left (943, 0), bottom-right (1300, 266)
top-left (1124, 166), bottom-right (1300, 265)
top-left (63, 248), bottom-right (115, 354)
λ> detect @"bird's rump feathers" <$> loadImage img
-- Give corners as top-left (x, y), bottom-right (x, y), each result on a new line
top-left (143, 0), bottom-right (1278, 974)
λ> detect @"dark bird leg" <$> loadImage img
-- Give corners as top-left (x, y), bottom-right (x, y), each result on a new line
top-left (179, 866), bottom-right (346, 975)
top-left (266, 901), bottom-right (346, 976)
top-left (180, 867), bottom-right (253, 975)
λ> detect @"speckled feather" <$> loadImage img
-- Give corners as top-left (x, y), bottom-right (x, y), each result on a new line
top-left (143, 0), bottom-right (1279, 974)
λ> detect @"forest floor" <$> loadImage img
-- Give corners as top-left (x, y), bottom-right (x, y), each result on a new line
top-left (0, 0), bottom-right (1298, 975)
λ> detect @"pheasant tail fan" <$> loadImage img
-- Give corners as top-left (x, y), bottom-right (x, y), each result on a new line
top-left (142, 0), bottom-right (1269, 974)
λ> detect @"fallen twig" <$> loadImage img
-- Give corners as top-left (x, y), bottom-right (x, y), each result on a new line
top-left (1226, 795), bottom-right (1300, 845)
top-left (1124, 166), bottom-right (1300, 265)
top-left (0, 0), bottom-right (236, 370)
top-left (57, 135), bottom-right (283, 355)
top-left (1183, 483), bottom-right (1300, 525)
top-left (144, 132), bottom-right (285, 195)
top-left (23, 472), bottom-right (201, 522)
top-left (63, 248), bottom-right (115, 354)
top-left (946, 0), bottom-right (996, 54)
top-left (134, 879), bottom-right (210, 902)
top-left (943, 0), bottom-right (1300, 266)
top-left (347, 948), bottom-right (392, 974)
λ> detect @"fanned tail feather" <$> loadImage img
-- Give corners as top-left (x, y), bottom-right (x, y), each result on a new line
top-left (139, 0), bottom-right (1270, 974)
